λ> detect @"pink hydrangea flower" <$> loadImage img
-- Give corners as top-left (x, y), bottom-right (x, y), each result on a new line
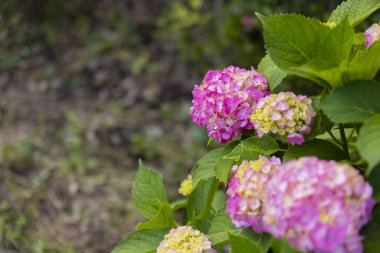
top-left (226, 156), bottom-right (281, 232)
top-left (262, 157), bottom-right (375, 253)
top-left (365, 22), bottom-right (380, 48)
top-left (241, 16), bottom-right (255, 26)
top-left (190, 66), bottom-right (270, 143)
top-left (250, 92), bottom-right (316, 145)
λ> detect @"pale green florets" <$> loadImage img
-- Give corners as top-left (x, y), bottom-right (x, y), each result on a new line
top-left (178, 175), bottom-right (192, 196)
top-left (157, 226), bottom-right (214, 253)
top-left (323, 22), bottom-right (336, 29)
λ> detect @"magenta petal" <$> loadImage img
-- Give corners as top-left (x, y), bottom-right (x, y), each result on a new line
top-left (246, 87), bottom-right (265, 100)
top-left (286, 133), bottom-right (304, 145)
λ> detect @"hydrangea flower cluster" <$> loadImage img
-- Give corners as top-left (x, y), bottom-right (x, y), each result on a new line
top-left (251, 92), bottom-right (316, 145)
top-left (157, 226), bottom-right (216, 253)
top-left (190, 66), bottom-right (270, 143)
top-left (178, 174), bottom-right (192, 196)
top-left (226, 156), bottom-right (281, 232)
top-left (365, 22), bottom-right (380, 48)
top-left (262, 157), bottom-right (375, 253)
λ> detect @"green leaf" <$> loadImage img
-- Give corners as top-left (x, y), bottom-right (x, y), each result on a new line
top-left (229, 233), bottom-right (261, 253)
top-left (111, 229), bottom-right (167, 253)
top-left (321, 80), bottom-right (380, 123)
top-left (358, 116), bottom-right (380, 173)
top-left (208, 205), bottom-right (271, 252)
top-left (208, 206), bottom-right (243, 245)
top-left (193, 141), bottom-right (238, 189)
top-left (187, 178), bottom-right (218, 223)
top-left (328, 0), bottom-right (380, 26)
top-left (132, 161), bottom-right (168, 219)
top-left (257, 55), bottom-right (287, 91)
top-left (311, 19), bottom-right (354, 70)
top-left (353, 32), bottom-right (365, 46)
top-left (223, 136), bottom-right (279, 161)
top-left (211, 190), bottom-right (227, 213)
top-left (217, 136), bottom-right (279, 183)
top-left (283, 139), bottom-right (347, 162)
top-left (214, 141), bottom-right (239, 185)
top-left (137, 203), bottom-right (176, 230)
top-left (239, 229), bottom-right (272, 253)
top-left (257, 13), bottom-right (354, 88)
top-left (308, 111), bottom-right (334, 139)
top-left (343, 41), bottom-right (380, 82)
top-left (258, 13), bottom-right (328, 69)
top-left (191, 149), bottom-right (220, 189)
top-left (368, 165), bottom-right (380, 202)
top-left (271, 238), bottom-right (303, 253)
top-left (363, 205), bottom-right (380, 252)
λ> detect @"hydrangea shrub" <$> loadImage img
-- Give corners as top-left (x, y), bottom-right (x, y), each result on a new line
top-left (112, 1), bottom-right (380, 252)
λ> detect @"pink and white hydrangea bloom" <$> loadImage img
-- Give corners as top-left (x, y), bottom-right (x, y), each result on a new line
top-left (365, 22), bottom-right (380, 48)
top-left (226, 156), bottom-right (281, 232)
top-left (157, 226), bottom-right (216, 253)
top-left (190, 66), bottom-right (270, 143)
top-left (250, 92), bottom-right (316, 145)
top-left (262, 157), bottom-right (375, 253)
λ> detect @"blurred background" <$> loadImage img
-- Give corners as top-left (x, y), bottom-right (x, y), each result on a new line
top-left (0, 0), bottom-right (377, 252)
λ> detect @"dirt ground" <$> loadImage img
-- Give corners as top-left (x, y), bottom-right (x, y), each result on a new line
top-left (0, 1), bottom-right (209, 252)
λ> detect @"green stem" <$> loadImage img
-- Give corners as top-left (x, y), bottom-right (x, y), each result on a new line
top-left (327, 129), bottom-right (341, 146)
top-left (347, 128), bottom-right (356, 143)
top-left (339, 124), bottom-right (350, 159)
top-left (170, 198), bottom-right (187, 211)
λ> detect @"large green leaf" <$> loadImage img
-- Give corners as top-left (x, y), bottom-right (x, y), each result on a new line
top-left (358, 116), bottom-right (380, 173)
top-left (211, 190), bottom-right (227, 213)
top-left (283, 139), bottom-right (347, 162)
top-left (368, 165), bottom-right (380, 202)
top-left (258, 13), bottom-right (355, 88)
top-left (111, 229), bottom-right (167, 253)
top-left (132, 161), bottom-right (168, 219)
top-left (223, 135), bottom-right (279, 161)
top-left (343, 41), bottom-right (380, 82)
top-left (136, 202), bottom-right (176, 230)
top-left (311, 19), bottom-right (354, 70)
top-left (187, 178), bottom-right (218, 223)
top-left (328, 0), bottom-right (380, 26)
top-left (208, 206), bottom-right (271, 252)
top-left (271, 238), bottom-right (303, 253)
top-left (213, 141), bottom-right (239, 185)
top-left (258, 13), bottom-right (328, 69)
top-left (240, 229), bottom-right (272, 253)
top-left (321, 80), bottom-right (380, 123)
top-left (363, 205), bottom-right (380, 252)
top-left (191, 149), bottom-right (220, 189)
top-left (216, 136), bottom-right (279, 183)
top-left (229, 233), bottom-right (262, 253)
top-left (258, 55), bottom-right (287, 91)
top-left (193, 141), bottom-right (238, 189)
top-left (208, 206), bottom-right (243, 246)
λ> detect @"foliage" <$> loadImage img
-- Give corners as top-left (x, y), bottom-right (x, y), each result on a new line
top-left (113, 0), bottom-right (380, 252)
